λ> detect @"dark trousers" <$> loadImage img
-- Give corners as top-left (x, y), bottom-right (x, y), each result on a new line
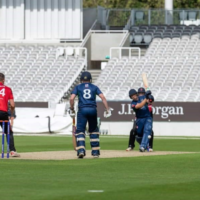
top-left (76, 107), bottom-right (99, 156)
top-left (128, 119), bottom-right (136, 148)
top-left (128, 119), bottom-right (154, 149)
top-left (0, 111), bottom-right (16, 151)
top-left (76, 107), bottom-right (99, 133)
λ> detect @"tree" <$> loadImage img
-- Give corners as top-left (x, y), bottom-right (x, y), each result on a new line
top-left (83, 0), bottom-right (200, 9)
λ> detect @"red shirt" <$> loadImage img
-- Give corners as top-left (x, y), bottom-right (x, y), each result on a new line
top-left (0, 83), bottom-right (14, 112)
top-left (148, 104), bottom-right (152, 113)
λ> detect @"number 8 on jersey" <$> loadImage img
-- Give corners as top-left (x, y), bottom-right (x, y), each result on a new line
top-left (83, 89), bottom-right (91, 99)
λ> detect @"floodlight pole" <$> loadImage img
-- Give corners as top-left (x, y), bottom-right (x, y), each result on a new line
top-left (165, 0), bottom-right (173, 25)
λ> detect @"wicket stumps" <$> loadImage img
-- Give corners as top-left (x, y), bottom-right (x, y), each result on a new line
top-left (1, 120), bottom-right (10, 159)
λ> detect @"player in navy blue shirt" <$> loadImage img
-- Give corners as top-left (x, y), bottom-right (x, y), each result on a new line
top-left (129, 89), bottom-right (153, 152)
top-left (126, 87), bottom-right (146, 151)
top-left (69, 71), bottom-right (112, 159)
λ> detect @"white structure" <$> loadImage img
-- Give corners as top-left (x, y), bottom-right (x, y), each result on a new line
top-left (165, 0), bottom-right (173, 10)
top-left (0, 0), bottom-right (83, 41)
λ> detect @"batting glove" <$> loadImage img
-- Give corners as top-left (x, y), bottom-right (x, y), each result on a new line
top-left (145, 90), bottom-right (152, 99)
top-left (104, 108), bottom-right (113, 118)
top-left (68, 108), bottom-right (76, 118)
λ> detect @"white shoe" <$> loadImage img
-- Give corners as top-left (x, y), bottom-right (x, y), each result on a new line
top-left (126, 147), bottom-right (133, 151)
top-left (93, 155), bottom-right (99, 158)
top-left (139, 147), bottom-right (145, 152)
top-left (149, 148), bottom-right (153, 152)
top-left (10, 151), bottom-right (20, 157)
top-left (78, 152), bottom-right (85, 159)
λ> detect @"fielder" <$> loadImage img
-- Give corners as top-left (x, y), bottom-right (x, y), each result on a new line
top-left (69, 71), bottom-right (112, 159)
top-left (129, 88), bottom-right (153, 152)
top-left (0, 73), bottom-right (19, 157)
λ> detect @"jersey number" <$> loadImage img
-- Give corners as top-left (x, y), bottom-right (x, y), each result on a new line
top-left (0, 88), bottom-right (5, 97)
top-left (83, 89), bottom-right (91, 99)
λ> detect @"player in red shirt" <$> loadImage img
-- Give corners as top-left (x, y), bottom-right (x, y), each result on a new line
top-left (147, 95), bottom-right (154, 151)
top-left (0, 73), bottom-right (19, 157)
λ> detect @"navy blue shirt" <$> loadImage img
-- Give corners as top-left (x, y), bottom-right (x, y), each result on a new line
top-left (131, 95), bottom-right (151, 118)
top-left (71, 83), bottom-right (102, 108)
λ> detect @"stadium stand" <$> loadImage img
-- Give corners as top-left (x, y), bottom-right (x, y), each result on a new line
top-left (95, 25), bottom-right (200, 102)
top-left (130, 25), bottom-right (200, 46)
top-left (0, 45), bottom-right (86, 103)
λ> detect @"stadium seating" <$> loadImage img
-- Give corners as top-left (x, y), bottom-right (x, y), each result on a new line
top-left (96, 28), bottom-right (200, 102)
top-left (0, 45), bottom-right (86, 103)
top-left (130, 25), bottom-right (200, 45)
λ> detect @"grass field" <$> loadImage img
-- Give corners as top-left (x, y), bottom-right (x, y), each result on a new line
top-left (0, 136), bottom-right (200, 200)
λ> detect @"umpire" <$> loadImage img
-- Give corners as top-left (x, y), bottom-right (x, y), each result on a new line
top-left (0, 73), bottom-right (19, 157)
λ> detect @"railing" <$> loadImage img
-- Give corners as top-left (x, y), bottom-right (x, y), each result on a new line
top-left (130, 9), bottom-right (200, 26)
top-left (106, 9), bottom-right (131, 27)
top-left (119, 31), bottom-right (130, 47)
top-left (110, 47), bottom-right (141, 59)
top-left (81, 30), bottom-right (128, 47)
top-left (98, 8), bottom-right (200, 28)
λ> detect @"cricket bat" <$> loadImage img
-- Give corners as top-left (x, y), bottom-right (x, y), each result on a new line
top-left (72, 117), bottom-right (77, 151)
top-left (142, 73), bottom-right (150, 90)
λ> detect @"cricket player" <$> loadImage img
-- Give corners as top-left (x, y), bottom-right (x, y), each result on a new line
top-left (69, 71), bottom-right (112, 159)
top-left (129, 88), bottom-right (153, 152)
top-left (126, 90), bottom-right (155, 151)
top-left (126, 87), bottom-right (146, 151)
top-left (147, 95), bottom-right (154, 151)
top-left (0, 73), bottom-right (19, 157)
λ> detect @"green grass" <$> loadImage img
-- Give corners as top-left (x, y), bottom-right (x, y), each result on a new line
top-left (0, 136), bottom-right (200, 200)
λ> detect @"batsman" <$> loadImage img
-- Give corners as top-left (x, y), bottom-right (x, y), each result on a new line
top-left (69, 71), bottom-right (112, 159)
top-left (129, 73), bottom-right (153, 152)
top-left (130, 89), bottom-right (153, 152)
top-left (126, 88), bottom-right (154, 151)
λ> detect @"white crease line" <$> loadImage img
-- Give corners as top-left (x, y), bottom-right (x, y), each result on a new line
top-left (88, 190), bottom-right (104, 193)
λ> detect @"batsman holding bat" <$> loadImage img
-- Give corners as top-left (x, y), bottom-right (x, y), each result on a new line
top-left (142, 73), bottom-right (154, 150)
top-left (69, 71), bottom-right (112, 159)
top-left (126, 88), bottom-right (154, 151)
top-left (129, 89), bottom-right (153, 152)
top-left (127, 73), bottom-right (154, 152)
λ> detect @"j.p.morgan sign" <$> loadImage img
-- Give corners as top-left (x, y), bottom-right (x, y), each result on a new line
top-left (96, 102), bottom-right (200, 122)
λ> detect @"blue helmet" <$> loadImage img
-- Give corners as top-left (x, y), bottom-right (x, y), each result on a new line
top-left (129, 89), bottom-right (137, 99)
top-left (80, 71), bottom-right (92, 82)
top-left (138, 87), bottom-right (145, 94)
